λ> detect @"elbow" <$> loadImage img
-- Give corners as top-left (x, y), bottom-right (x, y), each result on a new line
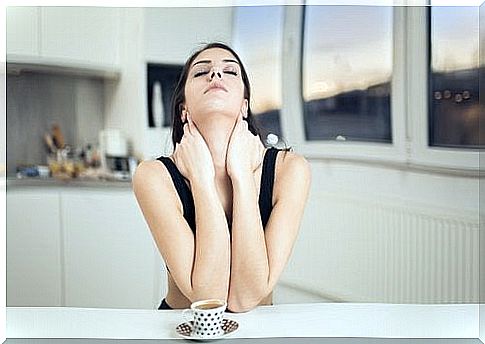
top-left (226, 299), bottom-right (257, 313)
top-left (226, 286), bottom-right (269, 313)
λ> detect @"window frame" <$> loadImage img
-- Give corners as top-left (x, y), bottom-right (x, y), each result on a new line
top-left (280, 5), bottom-right (479, 174)
top-left (407, 6), bottom-right (479, 171)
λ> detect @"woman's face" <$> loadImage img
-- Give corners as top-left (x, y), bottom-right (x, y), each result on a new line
top-left (183, 48), bottom-right (248, 124)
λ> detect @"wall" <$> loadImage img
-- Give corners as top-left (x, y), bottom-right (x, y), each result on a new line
top-left (6, 73), bottom-right (104, 174)
top-left (278, 160), bottom-right (479, 303)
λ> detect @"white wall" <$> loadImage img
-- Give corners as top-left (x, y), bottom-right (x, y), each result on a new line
top-left (143, 7), bottom-right (233, 159)
top-left (144, 7), bottom-right (233, 64)
top-left (279, 160), bottom-right (479, 303)
top-left (104, 8), bottom-right (146, 159)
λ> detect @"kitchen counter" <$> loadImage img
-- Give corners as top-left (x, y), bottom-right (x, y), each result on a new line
top-left (6, 303), bottom-right (479, 340)
top-left (6, 177), bottom-right (132, 189)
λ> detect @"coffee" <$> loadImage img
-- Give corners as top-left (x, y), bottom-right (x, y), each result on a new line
top-left (195, 302), bottom-right (224, 310)
top-left (182, 299), bottom-right (227, 338)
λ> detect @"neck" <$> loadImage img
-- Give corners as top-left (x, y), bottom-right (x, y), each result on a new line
top-left (196, 118), bottom-right (235, 177)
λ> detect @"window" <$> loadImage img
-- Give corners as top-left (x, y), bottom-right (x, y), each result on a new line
top-left (302, 6), bottom-right (393, 143)
top-left (232, 6), bottom-right (284, 143)
top-left (429, 7), bottom-right (481, 149)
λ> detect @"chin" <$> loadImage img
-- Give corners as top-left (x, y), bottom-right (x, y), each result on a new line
top-left (198, 113), bottom-right (237, 126)
top-left (196, 105), bottom-right (240, 121)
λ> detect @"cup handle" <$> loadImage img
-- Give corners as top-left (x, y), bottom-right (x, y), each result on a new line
top-left (182, 309), bottom-right (193, 325)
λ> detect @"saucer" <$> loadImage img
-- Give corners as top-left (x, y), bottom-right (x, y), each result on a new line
top-left (176, 318), bottom-right (239, 341)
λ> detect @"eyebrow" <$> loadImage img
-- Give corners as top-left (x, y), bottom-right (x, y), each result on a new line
top-left (191, 59), bottom-right (240, 67)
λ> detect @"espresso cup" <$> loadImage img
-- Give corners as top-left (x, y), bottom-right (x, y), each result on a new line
top-left (182, 299), bottom-right (227, 338)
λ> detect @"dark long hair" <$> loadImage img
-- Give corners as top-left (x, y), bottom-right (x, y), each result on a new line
top-left (170, 42), bottom-right (262, 150)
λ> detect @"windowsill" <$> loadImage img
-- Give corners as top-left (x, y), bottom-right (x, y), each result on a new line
top-left (294, 141), bottom-right (479, 177)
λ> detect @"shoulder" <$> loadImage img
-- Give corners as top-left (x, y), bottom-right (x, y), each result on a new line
top-left (275, 149), bottom-right (311, 182)
top-left (274, 150), bottom-right (311, 198)
top-left (132, 159), bottom-right (177, 202)
top-left (132, 159), bottom-right (167, 189)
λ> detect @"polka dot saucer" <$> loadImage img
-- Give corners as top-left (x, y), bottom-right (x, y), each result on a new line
top-left (176, 318), bottom-right (239, 341)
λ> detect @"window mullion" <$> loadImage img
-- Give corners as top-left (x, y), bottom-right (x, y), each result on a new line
top-left (281, 5), bottom-right (306, 148)
top-left (407, 6), bottom-right (430, 165)
top-left (391, 6), bottom-right (409, 161)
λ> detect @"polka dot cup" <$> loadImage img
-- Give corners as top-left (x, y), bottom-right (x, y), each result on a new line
top-left (182, 299), bottom-right (227, 339)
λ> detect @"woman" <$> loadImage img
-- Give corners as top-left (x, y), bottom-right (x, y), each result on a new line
top-left (133, 42), bottom-right (311, 313)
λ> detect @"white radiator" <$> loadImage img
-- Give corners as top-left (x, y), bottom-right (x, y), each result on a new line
top-left (280, 191), bottom-right (479, 304)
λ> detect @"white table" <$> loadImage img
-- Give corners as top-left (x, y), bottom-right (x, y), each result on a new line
top-left (6, 303), bottom-right (478, 340)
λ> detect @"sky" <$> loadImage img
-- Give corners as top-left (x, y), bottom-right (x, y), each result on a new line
top-left (232, 5), bottom-right (479, 109)
top-left (232, 6), bottom-right (284, 113)
top-left (431, 6), bottom-right (479, 72)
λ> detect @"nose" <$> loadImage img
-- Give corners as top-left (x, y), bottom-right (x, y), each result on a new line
top-left (210, 70), bottom-right (222, 80)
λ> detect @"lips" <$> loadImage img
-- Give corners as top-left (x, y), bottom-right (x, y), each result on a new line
top-left (205, 82), bottom-right (227, 94)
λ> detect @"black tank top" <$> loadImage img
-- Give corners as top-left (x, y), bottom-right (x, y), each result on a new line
top-left (156, 147), bottom-right (280, 232)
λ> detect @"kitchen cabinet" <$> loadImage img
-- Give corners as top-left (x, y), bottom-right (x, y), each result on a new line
top-left (6, 7), bottom-right (39, 57)
top-left (6, 185), bottom-right (165, 309)
top-left (61, 188), bottom-right (164, 309)
top-left (7, 189), bottom-right (62, 307)
top-left (40, 7), bottom-right (120, 67)
top-left (7, 7), bottom-right (120, 70)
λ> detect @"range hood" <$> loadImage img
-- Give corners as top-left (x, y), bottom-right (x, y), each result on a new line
top-left (7, 54), bottom-right (121, 80)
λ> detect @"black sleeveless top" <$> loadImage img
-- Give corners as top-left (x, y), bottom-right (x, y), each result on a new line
top-left (156, 147), bottom-right (280, 232)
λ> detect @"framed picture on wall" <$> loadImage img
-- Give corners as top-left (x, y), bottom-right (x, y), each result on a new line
top-left (147, 63), bottom-right (183, 128)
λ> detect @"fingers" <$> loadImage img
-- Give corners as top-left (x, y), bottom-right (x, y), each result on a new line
top-left (188, 112), bottom-right (204, 137)
top-left (235, 114), bottom-right (248, 132)
top-left (183, 122), bottom-right (190, 137)
top-left (182, 112), bottom-right (196, 137)
top-left (186, 113), bottom-right (194, 135)
top-left (172, 143), bottom-right (179, 163)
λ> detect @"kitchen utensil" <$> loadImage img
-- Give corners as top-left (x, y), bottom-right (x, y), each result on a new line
top-left (52, 123), bottom-right (65, 149)
top-left (44, 133), bottom-right (56, 153)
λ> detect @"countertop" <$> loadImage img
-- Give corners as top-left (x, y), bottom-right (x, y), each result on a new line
top-left (6, 177), bottom-right (132, 189)
top-left (6, 303), bottom-right (479, 340)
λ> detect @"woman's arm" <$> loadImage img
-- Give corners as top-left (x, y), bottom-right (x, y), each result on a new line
top-left (133, 118), bottom-right (231, 303)
top-left (227, 151), bottom-right (311, 312)
top-left (190, 178), bottom-right (231, 301)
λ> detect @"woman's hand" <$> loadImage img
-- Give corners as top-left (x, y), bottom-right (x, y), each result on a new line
top-left (226, 115), bottom-right (265, 181)
top-left (172, 114), bottom-right (215, 185)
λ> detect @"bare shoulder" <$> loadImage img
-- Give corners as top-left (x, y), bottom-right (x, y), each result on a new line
top-left (132, 159), bottom-right (182, 211)
top-left (276, 150), bottom-right (311, 181)
top-left (132, 160), bottom-right (169, 192)
top-left (274, 150), bottom-right (311, 200)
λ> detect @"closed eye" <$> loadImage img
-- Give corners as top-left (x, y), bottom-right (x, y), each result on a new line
top-left (194, 71), bottom-right (209, 78)
top-left (193, 69), bottom-right (238, 77)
